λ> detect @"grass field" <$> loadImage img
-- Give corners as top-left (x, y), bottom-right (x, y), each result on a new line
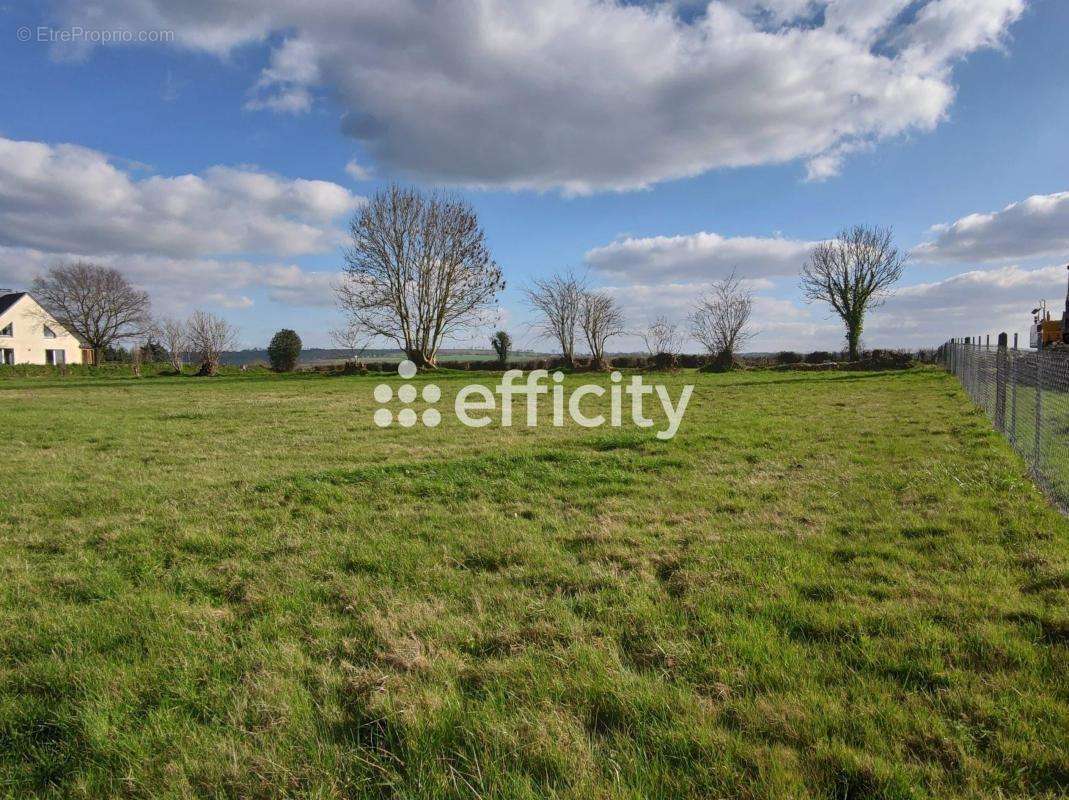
top-left (1, 367), bottom-right (1067, 799)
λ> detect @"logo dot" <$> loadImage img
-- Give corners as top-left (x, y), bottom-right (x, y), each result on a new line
top-left (398, 360), bottom-right (418, 380)
top-left (373, 408), bottom-right (393, 427)
top-left (422, 408), bottom-right (441, 427)
top-left (373, 384), bottom-right (392, 403)
top-left (398, 384), bottom-right (417, 404)
top-left (422, 384), bottom-right (441, 403)
top-left (397, 408), bottom-right (417, 427)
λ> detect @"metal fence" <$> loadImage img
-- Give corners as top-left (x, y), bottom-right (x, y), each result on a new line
top-left (944, 337), bottom-right (1069, 509)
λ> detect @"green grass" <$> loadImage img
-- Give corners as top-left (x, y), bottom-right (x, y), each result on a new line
top-left (0, 367), bottom-right (1067, 799)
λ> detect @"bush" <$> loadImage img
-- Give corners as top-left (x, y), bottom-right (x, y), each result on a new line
top-left (805, 350), bottom-right (837, 364)
top-left (650, 352), bottom-right (679, 371)
top-left (776, 351), bottom-right (804, 365)
top-left (267, 329), bottom-right (302, 372)
top-left (854, 349), bottom-right (914, 370)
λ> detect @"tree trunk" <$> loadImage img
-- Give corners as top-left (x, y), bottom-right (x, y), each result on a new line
top-left (847, 327), bottom-right (861, 361)
top-left (406, 350), bottom-right (436, 369)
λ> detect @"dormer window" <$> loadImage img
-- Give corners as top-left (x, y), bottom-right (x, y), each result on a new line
top-left (43, 325), bottom-right (56, 339)
top-left (0, 322), bottom-right (11, 337)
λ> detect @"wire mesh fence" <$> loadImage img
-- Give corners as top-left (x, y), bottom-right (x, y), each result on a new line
top-left (943, 337), bottom-right (1069, 508)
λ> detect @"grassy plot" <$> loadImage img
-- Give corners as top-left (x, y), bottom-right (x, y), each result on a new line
top-left (0, 367), bottom-right (1067, 799)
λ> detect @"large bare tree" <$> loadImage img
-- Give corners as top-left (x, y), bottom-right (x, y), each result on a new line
top-left (31, 262), bottom-right (151, 363)
top-left (580, 291), bottom-right (626, 370)
top-left (336, 185), bottom-right (504, 368)
top-left (187, 310), bottom-right (237, 376)
top-left (800, 225), bottom-right (905, 361)
top-left (524, 270), bottom-right (586, 368)
top-left (691, 270), bottom-right (754, 369)
top-left (155, 317), bottom-right (188, 373)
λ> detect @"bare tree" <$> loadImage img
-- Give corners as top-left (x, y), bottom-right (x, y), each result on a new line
top-left (31, 262), bottom-right (151, 363)
top-left (800, 225), bottom-right (905, 361)
top-left (187, 310), bottom-right (237, 376)
top-left (336, 184), bottom-right (504, 368)
top-left (580, 291), bottom-right (626, 370)
top-left (642, 316), bottom-right (683, 357)
top-left (155, 317), bottom-right (188, 373)
top-left (524, 270), bottom-right (586, 368)
top-left (330, 321), bottom-right (369, 362)
top-left (691, 270), bottom-right (754, 370)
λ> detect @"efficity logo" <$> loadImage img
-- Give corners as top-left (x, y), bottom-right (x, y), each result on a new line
top-left (373, 361), bottom-right (693, 440)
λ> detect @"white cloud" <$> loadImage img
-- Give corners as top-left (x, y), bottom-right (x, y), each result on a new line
top-left (345, 159), bottom-right (373, 181)
top-left (570, 264), bottom-right (1068, 353)
top-left (0, 246), bottom-right (340, 316)
top-left (804, 140), bottom-right (873, 182)
top-left (914, 191), bottom-right (1069, 264)
top-left (245, 87), bottom-right (313, 114)
top-left (585, 231), bottom-right (817, 281)
top-left (865, 264), bottom-right (1067, 347)
top-left (50, 0), bottom-right (1025, 193)
top-left (0, 137), bottom-right (362, 258)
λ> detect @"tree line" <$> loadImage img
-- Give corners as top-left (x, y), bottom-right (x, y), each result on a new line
top-left (28, 184), bottom-right (904, 374)
top-left (334, 184), bottom-right (903, 368)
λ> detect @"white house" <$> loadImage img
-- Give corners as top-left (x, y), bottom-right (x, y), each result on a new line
top-left (0, 292), bottom-right (94, 366)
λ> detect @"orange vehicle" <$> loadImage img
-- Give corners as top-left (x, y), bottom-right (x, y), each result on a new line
top-left (1030, 264), bottom-right (1069, 349)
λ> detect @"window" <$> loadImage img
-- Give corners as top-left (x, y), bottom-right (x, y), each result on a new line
top-left (45, 349), bottom-right (65, 366)
top-left (1, 349), bottom-right (13, 365)
top-left (0, 322), bottom-right (11, 337)
top-left (43, 325), bottom-right (56, 339)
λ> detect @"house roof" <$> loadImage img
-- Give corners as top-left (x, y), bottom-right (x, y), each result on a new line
top-left (0, 292), bottom-right (26, 318)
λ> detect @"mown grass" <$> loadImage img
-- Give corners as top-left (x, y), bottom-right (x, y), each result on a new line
top-left (0, 367), bottom-right (1067, 799)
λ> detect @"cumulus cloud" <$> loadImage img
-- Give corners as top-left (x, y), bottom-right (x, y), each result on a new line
top-left (865, 264), bottom-right (1068, 347)
top-left (914, 191), bottom-right (1069, 264)
top-left (586, 231), bottom-right (817, 281)
top-left (0, 137), bottom-right (362, 258)
top-left (49, 0), bottom-right (1025, 193)
top-left (0, 245), bottom-right (340, 314)
top-left (0, 137), bottom-right (354, 315)
top-left (570, 263), bottom-right (1067, 352)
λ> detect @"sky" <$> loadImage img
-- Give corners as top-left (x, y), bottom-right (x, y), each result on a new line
top-left (1, 0), bottom-right (1068, 353)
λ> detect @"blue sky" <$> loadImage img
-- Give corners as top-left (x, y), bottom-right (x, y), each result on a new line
top-left (2, 0), bottom-right (1068, 352)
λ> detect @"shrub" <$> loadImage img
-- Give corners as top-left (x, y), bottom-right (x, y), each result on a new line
top-left (854, 349), bottom-right (914, 370)
top-left (491, 331), bottom-right (512, 365)
top-left (776, 351), bottom-right (804, 365)
top-left (268, 329), bottom-right (302, 372)
top-left (805, 350), bottom-right (836, 364)
top-left (650, 352), bottom-right (679, 371)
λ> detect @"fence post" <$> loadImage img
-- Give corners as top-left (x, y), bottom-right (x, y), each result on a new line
top-left (1010, 337), bottom-right (1018, 444)
top-left (995, 333), bottom-right (1007, 431)
top-left (1034, 350), bottom-right (1044, 469)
